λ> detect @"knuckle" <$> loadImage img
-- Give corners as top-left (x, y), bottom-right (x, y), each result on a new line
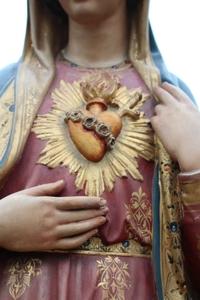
top-left (40, 198), bottom-right (55, 216)
top-left (39, 204), bottom-right (58, 232)
top-left (43, 217), bottom-right (57, 231)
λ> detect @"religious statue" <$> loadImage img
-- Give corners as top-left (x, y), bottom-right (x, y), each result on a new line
top-left (0, 0), bottom-right (200, 299)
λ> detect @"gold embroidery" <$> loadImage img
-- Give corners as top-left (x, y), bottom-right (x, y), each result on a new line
top-left (0, 81), bottom-right (15, 161)
top-left (158, 141), bottom-right (187, 299)
top-left (23, 87), bottom-right (40, 133)
top-left (32, 73), bottom-right (154, 196)
top-left (7, 258), bottom-right (42, 300)
top-left (50, 236), bottom-right (151, 257)
top-left (49, 237), bottom-right (151, 257)
top-left (97, 256), bottom-right (130, 300)
top-left (125, 187), bottom-right (152, 245)
top-left (79, 236), bottom-right (151, 257)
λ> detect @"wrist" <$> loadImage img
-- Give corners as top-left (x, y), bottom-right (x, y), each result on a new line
top-left (178, 168), bottom-right (200, 205)
top-left (178, 159), bottom-right (200, 173)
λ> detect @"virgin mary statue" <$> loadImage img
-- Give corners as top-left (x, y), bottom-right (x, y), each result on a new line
top-left (0, 0), bottom-right (199, 299)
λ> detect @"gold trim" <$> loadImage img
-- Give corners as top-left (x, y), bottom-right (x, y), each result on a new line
top-left (48, 237), bottom-right (151, 257)
top-left (158, 142), bottom-right (187, 299)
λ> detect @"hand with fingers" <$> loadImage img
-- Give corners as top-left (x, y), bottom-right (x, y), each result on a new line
top-left (0, 180), bottom-right (108, 252)
top-left (151, 82), bottom-right (200, 172)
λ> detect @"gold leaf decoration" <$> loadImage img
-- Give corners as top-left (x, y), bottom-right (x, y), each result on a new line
top-left (7, 258), bottom-right (42, 300)
top-left (125, 187), bottom-right (152, 245)
top-left (97, 256), bottom-right (130, 300)
top-left (32, 73), bottom-right (154, 196)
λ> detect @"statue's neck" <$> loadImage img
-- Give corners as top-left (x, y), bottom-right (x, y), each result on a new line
top-left (63, 6), bottom-right (129, 68)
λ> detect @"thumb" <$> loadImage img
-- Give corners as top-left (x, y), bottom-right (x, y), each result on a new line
top-left (18, 180), bottom-right (65, 196)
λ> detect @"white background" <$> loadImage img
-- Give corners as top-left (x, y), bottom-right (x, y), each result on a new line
top-left (0, 0), bottom-right (199, 106)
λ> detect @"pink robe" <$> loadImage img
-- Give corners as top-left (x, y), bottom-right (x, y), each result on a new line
top-left (0, 60), bottom-right (157, 300)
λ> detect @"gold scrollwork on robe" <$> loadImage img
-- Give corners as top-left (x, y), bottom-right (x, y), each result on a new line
top-left (125, 187), bottom-right (152, 245)
top-left (97, 256), bottom-right (130, 300)
top-left (7, 258), bottom-right (42, 300)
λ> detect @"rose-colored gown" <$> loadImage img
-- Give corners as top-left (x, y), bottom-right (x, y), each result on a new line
top-left (0, 60), bottom-right (158, 300)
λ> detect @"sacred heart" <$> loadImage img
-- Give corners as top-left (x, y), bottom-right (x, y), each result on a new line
top-left (65, 98), bottom-right (122, 162)
top-left (32, 72), bottom-right (153, 196)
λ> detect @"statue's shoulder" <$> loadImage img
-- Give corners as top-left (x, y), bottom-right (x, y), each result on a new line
top-left (0, 62), bottom-right (19, 97)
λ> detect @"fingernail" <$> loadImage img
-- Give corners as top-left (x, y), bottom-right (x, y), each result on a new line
top-left (57, 179), bottom-right (64, 184)
top-left (100, 206), bottom-right (109, 214)
top-left (99, 216), bottom-right (107, 223)
top-left (99, 198), bottom-right (107, 206)
top-left (100, 205), bottom-right (109, 211)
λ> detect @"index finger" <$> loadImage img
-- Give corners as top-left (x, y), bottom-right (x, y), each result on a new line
top-left (153, 86), bottom-right (175, 106)
top-left (162, 82), bottom-right (194, 105)
top-left (54, 196), bottom-right (107, 210)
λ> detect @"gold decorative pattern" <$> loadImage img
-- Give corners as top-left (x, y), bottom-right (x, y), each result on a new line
top-left (0, 53), bottom-right (53, 186)
top-left (59, 236), bottom-right (151, 257)
top-left (125, 187), bottom-right (152, 245)
top-left (0, 81), bottom-right (15, 161)
top-left (157, 141), bottom-right (187, 299)
top-left (48, 237), bottom-right (151, 257)
top-left (7, 258), bottom-right (42, 300)
top-left (97, 256), bottom-right (130, 300)
top-left (79, 236), bottom-right (151, 257)
top-left (32, 73), bottom-right (154, 196)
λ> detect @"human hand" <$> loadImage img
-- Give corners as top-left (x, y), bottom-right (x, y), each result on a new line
top-left (151, 82), bottom-right (200, 172)
top-left (0, 180), bottom-right (107, 252)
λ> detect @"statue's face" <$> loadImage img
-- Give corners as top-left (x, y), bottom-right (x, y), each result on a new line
top-left (58, 0), bottom-right (126, 24)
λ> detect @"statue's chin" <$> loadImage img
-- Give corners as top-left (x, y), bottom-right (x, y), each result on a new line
top-left (59, 0), bottom-right (124, 25)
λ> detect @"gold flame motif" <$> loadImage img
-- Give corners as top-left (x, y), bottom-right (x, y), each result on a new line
top-left (80, 72), bottom-right (120, 103)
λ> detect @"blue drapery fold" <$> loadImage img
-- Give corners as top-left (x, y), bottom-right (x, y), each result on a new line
top-left (149, 24), bottom-right (195, 102)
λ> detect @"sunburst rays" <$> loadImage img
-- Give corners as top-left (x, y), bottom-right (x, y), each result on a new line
top-left (32, 77), bottom-right (154, 196)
